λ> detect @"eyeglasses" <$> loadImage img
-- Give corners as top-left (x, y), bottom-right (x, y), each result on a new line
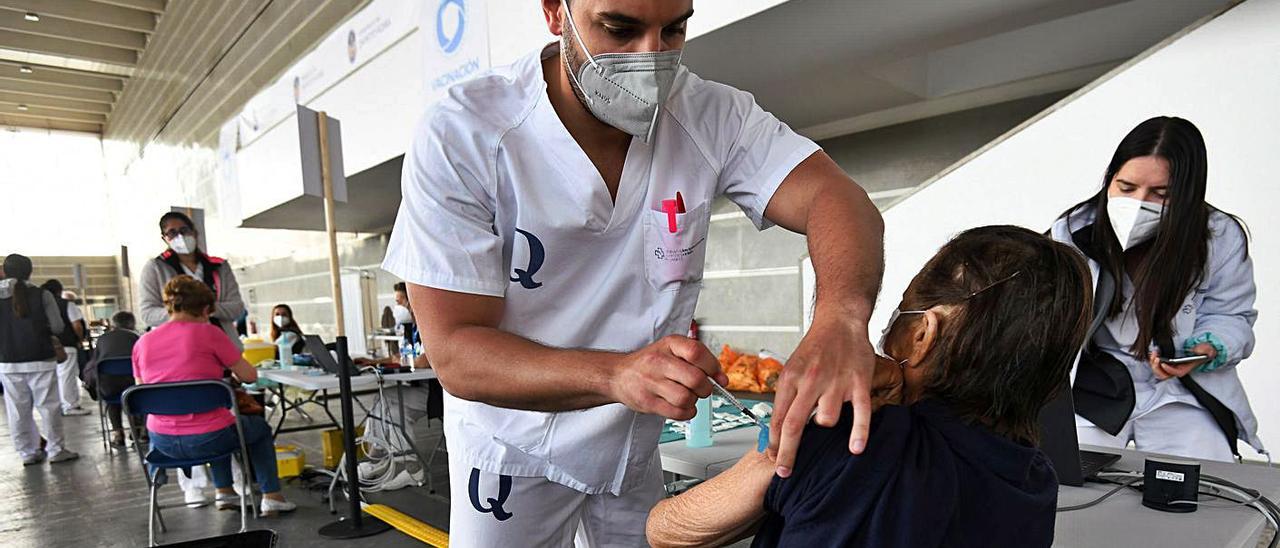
top-left (162, 227), bottom-right (194, 239)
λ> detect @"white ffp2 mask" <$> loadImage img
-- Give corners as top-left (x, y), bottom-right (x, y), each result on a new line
top-left (562, 2), bottom-right (682, 143)
top-left (169, 234), bottom-right (194, 255)
top-left (1107, 197), bottom-right (1163, 250)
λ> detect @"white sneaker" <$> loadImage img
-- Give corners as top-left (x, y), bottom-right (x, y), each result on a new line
top-left (22, 451), bottom-right (47, 466)
top-left (48, 450), bottom-right (79, 463)
top-left (61, 407), bottom-right (91, 416)
top-left (259, 497), bottom-right (297, 517)
top-left (184, 489), bottom-right (211, 508)
top-left (215, 494), bottom-right (244, 511)
top-left (357, 459), bottom-right (389, 479)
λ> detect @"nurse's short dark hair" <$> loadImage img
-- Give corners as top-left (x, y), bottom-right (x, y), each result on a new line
top-left (393, 282), bottom-right (407, 294)
top-left (903, 225), bottom-right (1092, 443)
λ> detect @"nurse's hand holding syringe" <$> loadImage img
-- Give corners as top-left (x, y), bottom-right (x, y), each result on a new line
top-left (609, 335), bottom-right (728, 421)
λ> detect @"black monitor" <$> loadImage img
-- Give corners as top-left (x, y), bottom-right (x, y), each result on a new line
top-left (304, 334), bottom-right (361, 376)
top-left (1037, 383), bottom-right (1120, 487)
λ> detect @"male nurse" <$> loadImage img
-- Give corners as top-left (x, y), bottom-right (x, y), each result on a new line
top-left (381, 1), bottom-right (885, 544)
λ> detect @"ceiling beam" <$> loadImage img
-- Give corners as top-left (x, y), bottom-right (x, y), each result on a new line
top-left (0, 60), bottom-right (125, 91)
top-left (0, 102), bottom-right (106, 123)
top-left (0, 11), bottom-right (147, 51)
top-left (0, 0), bottom-right (157, 33)
top-left (0, 30), bottom-right (138, 65)
top-left (0, 90), bottom-right (111, 114)
top-left (0, 114), bottom-right (101, 132)
top-left (89, 0), bottom-right (166, 15)
top-left (0, 79), bottom-right (116, 103)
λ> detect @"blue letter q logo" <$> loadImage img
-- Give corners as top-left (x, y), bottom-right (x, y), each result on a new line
top-left (437, 0), bottom-right (466, 54)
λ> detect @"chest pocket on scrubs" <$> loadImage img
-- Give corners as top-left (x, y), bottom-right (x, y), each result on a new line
top-left (643, 201), bottom-right (710, 292)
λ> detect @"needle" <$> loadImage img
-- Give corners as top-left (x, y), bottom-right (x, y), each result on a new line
top-left (707, 377), bottom-right (765, 427)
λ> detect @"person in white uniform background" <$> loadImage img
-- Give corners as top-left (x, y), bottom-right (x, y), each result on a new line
top-left (1051, 116), bottom-right (1263, 462)
top-left (382, 1), bottom-right (886, 545)
top-left (39, 279), bottom-right (90, 416)
top-left (138, 211), bottom-right (247, 507)
top-left (0, 254), bottom-right (80, 466)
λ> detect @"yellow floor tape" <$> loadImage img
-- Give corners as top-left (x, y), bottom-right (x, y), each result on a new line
top-left (364, 503), bottom-right (450, 547)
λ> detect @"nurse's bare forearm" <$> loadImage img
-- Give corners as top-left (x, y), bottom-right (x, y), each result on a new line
top-left (429, 323), bottom-right (622, 411)
top-left (766, 153), bottom-right (883, 319)
top-left (807, 182), bottom-right (883, 321)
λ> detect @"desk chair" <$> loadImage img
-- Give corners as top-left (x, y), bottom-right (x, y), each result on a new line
top-left (123, 381), bottom-right (257, 547)
top-left (95, 357), bottom-right (135, 452)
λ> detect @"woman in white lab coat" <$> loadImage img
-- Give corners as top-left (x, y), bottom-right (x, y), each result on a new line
top-left (1050, 116), bottom-right (1263, 462)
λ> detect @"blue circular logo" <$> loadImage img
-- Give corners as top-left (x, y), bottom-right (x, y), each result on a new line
top-left (437, 0), bottom-right (465, 54)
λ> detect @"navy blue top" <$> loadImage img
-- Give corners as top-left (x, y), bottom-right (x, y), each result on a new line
top-left (752, 399), bottom-right (1058, 548)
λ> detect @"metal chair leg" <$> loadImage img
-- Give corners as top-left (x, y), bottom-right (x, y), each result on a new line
top-left (148, 469), bottom-right (162, 546)
top-left (98, 400), bottom-right (109, 452)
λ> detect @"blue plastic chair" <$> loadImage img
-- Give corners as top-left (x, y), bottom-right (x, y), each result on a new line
top-left (122, 380), bottom-right (256, 546)
top-left (95, 357), bottom-right (135, 452)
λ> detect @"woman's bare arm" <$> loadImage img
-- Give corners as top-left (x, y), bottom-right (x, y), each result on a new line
top-left (646, 449), bottom-right (776, 548)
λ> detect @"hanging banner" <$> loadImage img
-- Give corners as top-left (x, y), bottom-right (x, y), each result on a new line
top-left (236, 0), bottom-right (420, 145)
top-left (423, 0), bottom-right (490, 104)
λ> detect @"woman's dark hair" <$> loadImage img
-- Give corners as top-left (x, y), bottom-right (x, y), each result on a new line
top-left (41, 279), bottom-right (63, 296)
top-left (1060, 116), bottom-right (1247, 356)
top-left (163, 275), bottom-right (215, 316)
top-left (270, 303), bottom-right (303, 341)
top-left (393, 282), bottom-right (407, 294)
top-left (158, 211), bottom-right (196, 234)
top-left (4, 254), bottom-right (34, 319)
top-left (899, 226), bottom-right (1093, 443)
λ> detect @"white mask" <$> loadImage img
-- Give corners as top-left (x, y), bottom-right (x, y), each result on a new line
top-left (562, 1), bottom-right (682, 143)
top-left (877, 308), bottom-right (926, 356)
top-left (1107, 197), bottom-right (1163, 250)
top-left (273, 315), bottom-right (289, 328)
top-left (169, 234), bottom-right (194, 255)
top-left (392, 304), bottom-right (413, 325)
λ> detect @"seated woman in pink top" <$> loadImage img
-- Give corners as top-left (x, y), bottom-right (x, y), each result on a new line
top-left (133, 276), bottom-right (295, 516)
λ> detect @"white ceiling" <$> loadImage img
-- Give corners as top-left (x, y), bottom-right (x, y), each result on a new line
top-left (683, 0), bottom-right (1229, 138)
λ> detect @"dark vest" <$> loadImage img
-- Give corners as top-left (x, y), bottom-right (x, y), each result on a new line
top-left (51, 295), bottom-right (80, 348)
top-left (158, 250), bottom-right (227, 330)
top-left (0, 285), bottom-right (57, 363)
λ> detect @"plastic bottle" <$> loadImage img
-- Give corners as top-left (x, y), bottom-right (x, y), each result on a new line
top-left (686, 396), bottom-right (713, 448)
top-left (276, 335), bottom-right (294, 368)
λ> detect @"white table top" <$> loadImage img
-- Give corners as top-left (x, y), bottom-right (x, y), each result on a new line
top-left (258, 368), bottom-right (436, 391)
top-left (658, 433), bottom-right (1280, 548)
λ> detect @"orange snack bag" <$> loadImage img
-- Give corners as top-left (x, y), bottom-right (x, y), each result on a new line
top-left (755, 357), bottom-right (784, 393)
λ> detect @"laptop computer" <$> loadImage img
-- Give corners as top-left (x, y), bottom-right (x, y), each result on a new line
top-left (1037, 384), bottom-right (1121, 486)
top-left (303, 334), bottom-right (363, 377)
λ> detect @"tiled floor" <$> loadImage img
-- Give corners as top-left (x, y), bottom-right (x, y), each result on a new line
top-left (0, 386), bottom-right (451, 547)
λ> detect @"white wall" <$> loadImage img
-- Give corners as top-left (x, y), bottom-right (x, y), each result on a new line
top-left (0, 128), bottom-right (113, 256)
top-left (873, 0), bottom-right (1280, 460)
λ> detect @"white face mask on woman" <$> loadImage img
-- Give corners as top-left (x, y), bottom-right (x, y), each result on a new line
top-left (273, 315), bottom-right (290, 328)
top-left (1107, 197), bottom-right (1163, 250)
top-left (169, 234), bottom-right (195, 255)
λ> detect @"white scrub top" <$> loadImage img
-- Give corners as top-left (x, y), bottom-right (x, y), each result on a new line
top-left (382, 43), bottom-right (819, 495)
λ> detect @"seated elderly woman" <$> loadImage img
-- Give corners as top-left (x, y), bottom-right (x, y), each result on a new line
top-left (646, 226), bottom-right (1093, 548)
top-left (133, 275), bottom-right (296, 516)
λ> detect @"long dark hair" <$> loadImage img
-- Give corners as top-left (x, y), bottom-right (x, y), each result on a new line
top-left (1061, 116), bottom-right (1246, 357)
top-left (898, 226), bottom-right (1093, 443)
top-left (4, 254), bottom-right (34, 319)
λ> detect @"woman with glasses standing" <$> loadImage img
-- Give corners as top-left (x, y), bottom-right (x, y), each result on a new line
top-left (137, 211), bottom-right (247, 507)
top-left (1050, 116), bottom-right (1262, 462)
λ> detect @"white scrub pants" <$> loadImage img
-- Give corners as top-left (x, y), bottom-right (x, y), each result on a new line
top-left (1077, 401), bottom-right (1234, 463)
top-left (55, 346), bottom-right (81, 412)
top-left (0, 370), bottom-right (65, 460)
top-left (447, 449), bottom-right (664, 547)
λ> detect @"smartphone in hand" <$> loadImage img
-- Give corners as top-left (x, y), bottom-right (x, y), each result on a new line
top-left (1163, 354), bottom-right (1210, 366)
